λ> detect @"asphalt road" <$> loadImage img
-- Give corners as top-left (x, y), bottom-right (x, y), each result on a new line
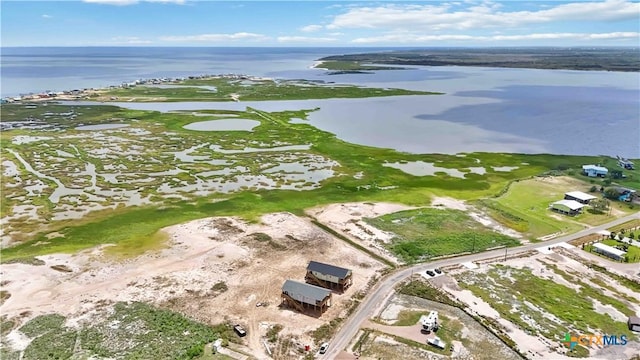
top-left (321, 212), bottom-right (640, 359)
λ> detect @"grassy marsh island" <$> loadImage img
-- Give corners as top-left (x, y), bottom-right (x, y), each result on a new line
top-left (316, 47), bottom-right (640, 72)
top-left (89, 75), bottom-right (441, 102)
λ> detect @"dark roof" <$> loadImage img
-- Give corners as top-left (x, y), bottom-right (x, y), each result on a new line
top-left (282, 280), bottom-right (331, 304)
top-left (307, 261), bottom-right (351, 279)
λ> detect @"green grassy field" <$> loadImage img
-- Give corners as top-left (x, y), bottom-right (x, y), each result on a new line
top-left (95, 76), bottom-right (440, 102)
top-left (475, 176), bottom-right (629, 240)
top-left (364, 208), bottom-right (521, 263)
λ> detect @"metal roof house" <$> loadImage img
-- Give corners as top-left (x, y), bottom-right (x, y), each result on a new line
top-left (582, 165), bottom-right (608, 178)
top-left (281, 279), bottom-right (332, 314)
top-left (592, 242), bottom-right (627, 262)
top-left (564, 191), bottom-right (597, 204)
top-left (628, 316), bottom-right (640, 332)
top-left (305, 261), bottom-right (353, 292)
top-left (550, 200), bottom-right (586, 216)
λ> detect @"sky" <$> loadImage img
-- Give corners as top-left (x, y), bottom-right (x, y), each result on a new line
top-left (1, 0), bottom-right (639, 47)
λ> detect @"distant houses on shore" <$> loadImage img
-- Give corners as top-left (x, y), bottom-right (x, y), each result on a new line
top-left (0, 73), bottom-right (263, 104)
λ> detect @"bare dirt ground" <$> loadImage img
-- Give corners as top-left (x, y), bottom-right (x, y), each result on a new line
top-left (437, 248), bottom-right (640, 360)
top-left (306, 202), bottom-right (416, 264)
top-left (0, 209), bottom-right (388, 358)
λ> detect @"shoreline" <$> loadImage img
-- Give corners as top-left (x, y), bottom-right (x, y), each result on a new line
top-left (0, 73), bottom-right (274, 104)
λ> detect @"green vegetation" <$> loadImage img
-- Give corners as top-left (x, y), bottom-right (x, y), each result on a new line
top-left (266, 324), bottom-right (283, 343)
top-left (311, 318), bottom-right (344, 343)
top-left (476, 176), bottom-right (620, 240)
top-left (96, 76), bottom-right (440, 102)
top-left (397, 279), bottom-right (462, 308)
top-left (16, 303), bottom-right (235, 360)
top-left (457, 265), bottom-right (637, 349)
top-left (566, 344), bottom-right (590, 358)
top-left (608, 219), bottom-right (640, 233)
top-left (365, 208), bottom-right (520, 262)
top-left (0, 290), bottom-right (10, 306)
top-left (318, 48), bottom-right (640, 72)
top-left (392, 310), bottom-right (424, 326)
top-left (1, 95), bottom-right (636, 263)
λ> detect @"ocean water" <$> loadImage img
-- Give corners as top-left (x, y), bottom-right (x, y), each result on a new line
top-left (1, 47), bottom-right (639, 156)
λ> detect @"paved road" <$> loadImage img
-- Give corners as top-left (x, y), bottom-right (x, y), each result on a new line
top-left (321, 212), bottom-right (640, 359)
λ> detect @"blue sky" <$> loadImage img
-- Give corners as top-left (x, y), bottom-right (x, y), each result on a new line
top-left (1, 0), bottom-right (639, 46)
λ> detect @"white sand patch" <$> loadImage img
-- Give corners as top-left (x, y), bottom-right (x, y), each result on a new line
top-left (592, 299), bottom-right (629, 322)
top-left (430, 197), bottom-right (467, 211)
top-left (461, 262), bottom-right (478, 269)
top-left (4, 330), bottom-right (31, 351)
top-left (379, 303), bottom-right (405, 322)
top-left (373, 334), bottom-right (402, 346)
top-left (468, 211), bottom-right (523, 239)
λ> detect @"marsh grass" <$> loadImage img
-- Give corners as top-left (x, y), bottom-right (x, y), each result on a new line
top-left (366, 208), bottom-right (520, 262)
top-left (457, 266), bottom-right (637, 345)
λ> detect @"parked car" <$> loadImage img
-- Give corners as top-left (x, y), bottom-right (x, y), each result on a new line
top-left (426, 270), bottom-right (436, 277)
top-left (233, 324), bottom-right (247, 337)
top-left (434, 268), bottom-right (442, 274)
top-left (319, 342), bottom-right (329, 354)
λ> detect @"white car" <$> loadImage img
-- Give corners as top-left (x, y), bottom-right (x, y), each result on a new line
top-left (319, 342), bottom-right (329, 354)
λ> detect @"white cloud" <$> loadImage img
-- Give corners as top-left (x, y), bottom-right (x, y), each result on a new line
top-left (351, 32), bottom-right (640, 43)
top-left (300, 24), bottom-right (323, 32)
top-left (328, 0), bottom-right (640, 31)
top-left (277, 36), bottom-right (338, 43)
top-left (41, 14), bottom-right (52, 19)
top-left (111, 36), bottom-right (153, 44)
top-left (82, 0), bottom-right (185, 5)
top-left (159, 32), bottom-right (270, 42)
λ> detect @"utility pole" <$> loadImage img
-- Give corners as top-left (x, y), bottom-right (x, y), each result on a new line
top-left (504, 247), bottom-right (507, 262)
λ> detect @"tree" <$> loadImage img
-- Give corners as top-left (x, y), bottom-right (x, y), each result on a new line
top-left (629, 232), bottom-right (635, 240)
top-left (589, 185), bottom-right (597, 192)
top-left (604, 188), bottom-right (620, 200)
top-left (611, 170), bottom-right (623, 179)
top-left (589, 198), bottom-right (609, 214)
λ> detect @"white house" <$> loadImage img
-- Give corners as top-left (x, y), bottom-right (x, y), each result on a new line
top-left (582, 165), bottom-right (608, 177)
top-left (592, 242), bottom-right (626, 262)
top-left (564, 191), bottom-right (597, 204)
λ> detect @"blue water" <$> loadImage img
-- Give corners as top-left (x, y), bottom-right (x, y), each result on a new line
top-left (1, 47), bottom-right (639, 157)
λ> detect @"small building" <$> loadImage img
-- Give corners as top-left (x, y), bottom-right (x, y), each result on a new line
top-left (550, 200), bottom-right (585, 216)
top-left (592, 242), bottom-right (626, 262)
top-left (305, 261), bottom-right (353, 292)
top-left (582, 165), bottom-right (608, 178)
top-left (564, 191), bottom-right (597, 204)
top-left (420, 311), bottom-right (439, 332)
top-left (281, 280), bottom-right (332, 314)
top-left (628, 316), bottom-right (640, 332)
